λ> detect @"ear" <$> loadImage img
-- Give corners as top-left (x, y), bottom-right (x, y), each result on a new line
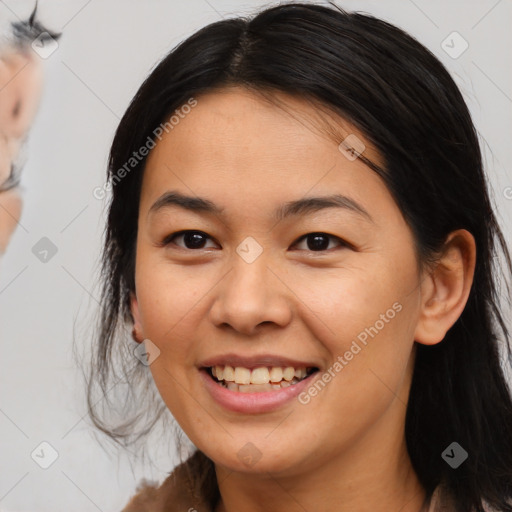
top-left (414, 229), bottom-right (476, 346)
top-left (130, 291), bottom-right (145, 343)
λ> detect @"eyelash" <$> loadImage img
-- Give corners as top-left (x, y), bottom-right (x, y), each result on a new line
top-left (162, 230), bottom-right (350, 252)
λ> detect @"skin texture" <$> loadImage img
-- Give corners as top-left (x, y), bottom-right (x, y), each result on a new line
top-left (0, 48), bottom-right (43, 255)
top-left (131, 87), bottom-right (476, 512)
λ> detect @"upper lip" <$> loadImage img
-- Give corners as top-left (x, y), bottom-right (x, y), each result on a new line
top-left (198, 353), bottom-right (319, 370)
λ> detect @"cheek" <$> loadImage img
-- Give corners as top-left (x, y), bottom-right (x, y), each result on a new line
top-left (295, 273), bottom-right (417, 443)
top-left (135, 257), bottom-right (215, 353)
top-left (135, 260), bottom-right (210, 421)
top-left (295, 260), bottom-right (414, 345)
top-left (294, 258), bottom-right (419, 401)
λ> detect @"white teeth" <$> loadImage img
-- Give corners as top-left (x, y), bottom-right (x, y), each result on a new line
top-left (211, 364), bottom-right (313, 391)
top-left (220, 379), bottom-right (301, 392)
top-left (295, 368), bottom-right (306, 379)
top-left (234, 367), bottom-right (251, 385)
top-left (239, 383), bottom-right (272, 393)
top-left (251, 367), bottom-right (270, 384)
top-left (269, 367), bottom-right (283, 382)
top-left (223, 365), bottom-right (235, 382)
top-left (283, 367), bottom-right (295, 381)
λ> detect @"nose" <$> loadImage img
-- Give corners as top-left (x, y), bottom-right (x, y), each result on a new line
top-left (208, 255), bottom-right (293, 336)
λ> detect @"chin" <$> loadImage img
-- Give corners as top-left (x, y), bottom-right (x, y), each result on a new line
top-left (200, 439), bottom-right (311, 477)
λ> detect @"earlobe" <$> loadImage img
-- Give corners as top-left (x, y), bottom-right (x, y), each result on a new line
top-left (130, 292), bottom-right (144, 343)
top-left (414, 229), bottom-right (476, 346)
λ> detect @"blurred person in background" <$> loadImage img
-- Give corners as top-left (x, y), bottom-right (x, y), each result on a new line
top-left (0, 5), bottom-right (58, 257)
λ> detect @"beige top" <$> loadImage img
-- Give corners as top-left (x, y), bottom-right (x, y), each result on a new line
top-left (121, 453), bottom-right (494, 512)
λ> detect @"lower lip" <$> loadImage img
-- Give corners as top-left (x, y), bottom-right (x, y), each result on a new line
top-left (199, 368), bottom-right (318, 414)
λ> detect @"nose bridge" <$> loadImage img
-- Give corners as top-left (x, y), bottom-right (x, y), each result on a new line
top-left (235, 248), bottom-right (274, 294)
top-left (209, 247), bottom-right (292, 334)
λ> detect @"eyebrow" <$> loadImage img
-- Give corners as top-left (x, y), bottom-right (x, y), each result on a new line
top-left (148, 190), bottom-right (373, 223)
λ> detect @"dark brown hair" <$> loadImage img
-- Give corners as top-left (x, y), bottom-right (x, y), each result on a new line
top-left (87, 4), bottom-right (512, 510)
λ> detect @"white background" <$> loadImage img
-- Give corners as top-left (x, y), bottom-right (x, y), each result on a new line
top-left (0, 1), bottom-right (511, 511)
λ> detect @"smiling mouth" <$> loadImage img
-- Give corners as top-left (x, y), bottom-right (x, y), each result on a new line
top-left (205, 365), bottom-right (319, 393)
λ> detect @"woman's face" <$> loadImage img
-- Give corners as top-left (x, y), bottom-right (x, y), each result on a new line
top-left (132, 87), bottom-right (427, 477)
top-left (0, 49), bottom-right (43, 255)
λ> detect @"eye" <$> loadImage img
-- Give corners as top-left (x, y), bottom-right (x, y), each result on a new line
top-left (161, 230), bottom-right (349, 252)
top-left (0, 164), bottom-right (22, 193)
top-left (163, 230), bottom-right (218, 250)
top-left (292, 232), bottom-right (348, 252)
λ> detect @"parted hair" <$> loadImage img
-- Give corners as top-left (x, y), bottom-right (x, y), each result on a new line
top-left (87, 4), bottom-right (512, 511)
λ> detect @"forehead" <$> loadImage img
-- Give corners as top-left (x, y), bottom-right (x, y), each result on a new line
top-left (151, 87), bottom-right (381, 160)
top-left (140, 87), bottom-right (389, 218)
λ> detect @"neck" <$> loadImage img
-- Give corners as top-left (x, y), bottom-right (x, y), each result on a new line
top-left (215, 448), bottom-right (426, 512)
